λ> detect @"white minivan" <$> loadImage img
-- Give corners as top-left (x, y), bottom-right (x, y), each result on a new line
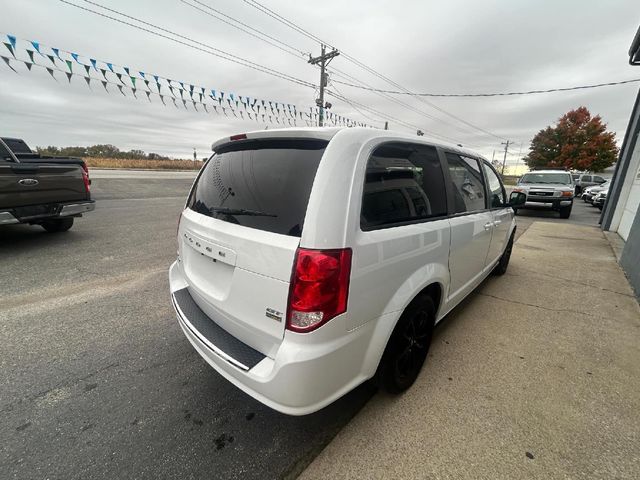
top-left (170, 127), bottom-right (523, 415)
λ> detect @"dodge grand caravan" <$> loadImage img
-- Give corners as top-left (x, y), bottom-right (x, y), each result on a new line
top-left (169, 128), bottom-right (524, 415)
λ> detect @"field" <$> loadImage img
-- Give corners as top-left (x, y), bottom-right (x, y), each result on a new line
top-left (83, 157), bottom-right (203, 170)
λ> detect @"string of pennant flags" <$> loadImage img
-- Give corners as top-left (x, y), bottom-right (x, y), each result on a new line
top-left (0, 33), bottom-right (374, 129)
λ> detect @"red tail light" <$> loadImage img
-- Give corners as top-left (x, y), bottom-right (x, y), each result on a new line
top-left (286, 248), bottom-right (352, 333)
top-left (81, 162), bottom-right (90, 194)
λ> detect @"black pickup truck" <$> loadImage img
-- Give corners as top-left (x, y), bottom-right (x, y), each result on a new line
top-left (0, 137), bottom-right (95, 232)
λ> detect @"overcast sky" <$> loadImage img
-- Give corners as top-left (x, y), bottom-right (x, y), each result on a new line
top-left (1, 0), bottom-right (638, 162)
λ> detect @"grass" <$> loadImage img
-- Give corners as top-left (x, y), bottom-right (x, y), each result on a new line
top-left (83, 157), bottom-right (202, 170)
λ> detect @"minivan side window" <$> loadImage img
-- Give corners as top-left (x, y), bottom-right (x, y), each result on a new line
top-left (360, 142), bottom-right (447, 230)
top-left (481, 162), bottom-right (506, 208)
top-left (445, 153), bottom-right (486, 213)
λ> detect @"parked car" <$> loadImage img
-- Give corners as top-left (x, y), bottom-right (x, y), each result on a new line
top-left (169, 127), bottom-right (525, 415)
top-left (512, 170), bottom-right (575, 218)
top-left (593, 189), bottom-right (608, 210)
top-left (582, 181), bottom-right (610, 204)
top-left (575, 173), bottom-right (607, 195)
top-left (0, 137), bottom-right (94, 231)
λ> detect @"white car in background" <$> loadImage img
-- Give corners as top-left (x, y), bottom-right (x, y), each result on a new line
top-left (169, 128), bottom-right (524, 415)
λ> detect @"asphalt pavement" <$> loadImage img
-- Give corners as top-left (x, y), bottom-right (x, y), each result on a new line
top-left (0, 174), bottom-right (374, 480)
top-left (0, 173), bottom-right (605, 479)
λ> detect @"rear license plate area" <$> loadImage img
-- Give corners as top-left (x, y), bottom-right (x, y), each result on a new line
top-left (13, 204), bottom-right (61, 220)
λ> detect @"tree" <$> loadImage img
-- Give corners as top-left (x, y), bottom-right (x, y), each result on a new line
top-left (523, 107), bottom-right (618, 172)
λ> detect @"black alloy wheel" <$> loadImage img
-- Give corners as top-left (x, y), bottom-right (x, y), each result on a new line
top-left (377, 296), bottom-right (435, 393)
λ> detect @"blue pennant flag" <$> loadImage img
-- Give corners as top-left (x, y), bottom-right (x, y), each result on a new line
top-left (90, 58), bottom-right (98, 70)
top-left (124, 66), bottom-right (130, 75)
top-left (106, 62), bottom-right (114, 72)
top-left (153, 75), bottom-right (159, 83)
top-left (229, 93), bottom-right (235, 101)
top-left (51, 48), bottom-right (62, 60)
top-left (7, 34), bottom-right (17, 50)
top-left (71, 53), bottom-right (80, 63)
top-left (211, 89), bottom-right (216, 98)
top-left (139, 71), bottom-right (145, 78)
top-left (30, 41), bottom-right (41, 55)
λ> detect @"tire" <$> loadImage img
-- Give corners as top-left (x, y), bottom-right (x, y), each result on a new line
top-left (41, 217), bottom-right (74, 232)
top-left (559, 204), bottom-right (572, 219)
top-left (493, 229), bottom-right (515, 276)
top-left (376, 295), bottom-right (435, 394)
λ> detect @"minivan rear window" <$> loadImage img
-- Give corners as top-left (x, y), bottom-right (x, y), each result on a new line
top-left (187, 138), bottom-right (327, 237)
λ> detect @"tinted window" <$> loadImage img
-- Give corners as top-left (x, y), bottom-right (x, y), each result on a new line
top-left (361, 142), bottom-right (447, 229)
top-left (594, 176), bottom-right (605, 183)
top-left (0, 142), bottom-right (12, 160)
top-left (187, 139), bottom-right (326, 237)
top-left (1, 138), bottom-right (32, 154)
top-left (521, 172), bottom-right (572, 185)
top-left (580, 175), bottom-right (592, 182)
top-left (445, 153), bottom-right (486, 213)
top-left (482, 162), bottom-right (506, 208)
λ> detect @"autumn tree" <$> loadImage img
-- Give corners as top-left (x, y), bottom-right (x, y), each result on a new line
top-left (523, 107), bottom-right (618, 172)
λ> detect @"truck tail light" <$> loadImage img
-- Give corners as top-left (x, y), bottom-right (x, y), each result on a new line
top-left (81, 162), bottom-right (90, 194)
top-left (286, 248), bottom-right (352, 333)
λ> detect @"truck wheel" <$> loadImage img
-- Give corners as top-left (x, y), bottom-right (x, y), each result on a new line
top-left (376, 295), bottom-right (435, 394)
top-left (493, 229), bottom-right (515, 276)
top-left (41, 217), bottom-right (74, 232)
top-left (559, 205), bottom-right (572, 219)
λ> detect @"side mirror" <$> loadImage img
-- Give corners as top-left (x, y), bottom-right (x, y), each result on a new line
top-left (509, 191), bottom-right (526, 207)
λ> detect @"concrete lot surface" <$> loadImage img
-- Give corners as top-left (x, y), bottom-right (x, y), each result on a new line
top-left (302, 222), bottom-right (640, 480)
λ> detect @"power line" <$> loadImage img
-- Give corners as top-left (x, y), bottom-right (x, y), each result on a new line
top-left (241, 0), bottom-right (505, 141)
top-left (184, 0), bottom-right (471, 139)
top-left (59, 0), bottom-right (315, 89)
top-left (326, 89), bottom-right (480, 147)
top-left (179, 0), bottom-right (308, 59)
top-left (329, 84), bottom-right (380, 125)
top-left (328, 66), bottom-right (491, 141)
top-left (331, 77), bottom-right (640, 97)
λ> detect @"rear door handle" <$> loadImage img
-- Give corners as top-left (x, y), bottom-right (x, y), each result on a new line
top-left (484, 222), bottom-right (493, 230)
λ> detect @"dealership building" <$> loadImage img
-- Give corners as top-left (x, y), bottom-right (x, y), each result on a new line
top-left (600, 26), bottom-right (640, 298)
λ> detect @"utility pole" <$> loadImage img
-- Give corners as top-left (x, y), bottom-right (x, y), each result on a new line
top-left (384, 121), bottom-right (389, 130)
top-left (501, 140), bottom-right (511, 175)
top-left (309, 44), bottom-right (339, 127)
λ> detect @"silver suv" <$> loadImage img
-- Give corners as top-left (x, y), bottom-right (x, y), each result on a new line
top-left (575, 173), bottom-right (607, 195)
top-left (513, 170), bottom-right (574, 218)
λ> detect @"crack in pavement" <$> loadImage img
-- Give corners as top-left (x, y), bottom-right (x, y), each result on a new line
top-left (476, 291), bottom-right (602, 319)
top-left (504, 268), bottom-right (635, 298)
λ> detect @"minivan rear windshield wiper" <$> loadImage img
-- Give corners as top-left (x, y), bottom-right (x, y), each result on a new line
top-left (209, 207), bottom-right (278, 217)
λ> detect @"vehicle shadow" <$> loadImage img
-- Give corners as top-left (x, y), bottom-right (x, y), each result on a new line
top-left (0, 224), bottom-right (83, 250)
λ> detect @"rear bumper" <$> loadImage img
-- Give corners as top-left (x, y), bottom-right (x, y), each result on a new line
top-left (59, 202), bottom-right (95, 216)
top-left (0, 200), bottom-right (95, 223)
top-left (169, 260), bottom-right (376, 416)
